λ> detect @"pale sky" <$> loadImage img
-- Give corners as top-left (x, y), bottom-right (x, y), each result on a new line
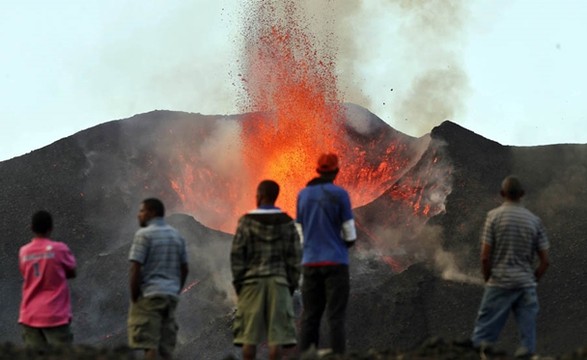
top-left (1, 0), bottom-right (586, 162)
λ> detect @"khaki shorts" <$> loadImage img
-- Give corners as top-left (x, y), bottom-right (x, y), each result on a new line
top-left (233, 276), bottom-right (296, 346)
top-left (21, 323), bottom-right (73, 349)
top-left (128, 295), bottom-right (179, 356)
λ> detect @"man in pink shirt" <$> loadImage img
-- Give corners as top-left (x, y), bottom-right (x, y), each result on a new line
top-left (18, 210), bottom-right (77, 350)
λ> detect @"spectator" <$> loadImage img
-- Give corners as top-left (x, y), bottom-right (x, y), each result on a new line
top-left (231, 180), bottom-right (302, 360)
top-left (128, 198), bottom-right (189, 360)
top-left (18, 210), bottom-right (77, 351)
top-left (296, 153), bottom-right (357, 354)
top-left (471, 176), bottom-right (550, 357)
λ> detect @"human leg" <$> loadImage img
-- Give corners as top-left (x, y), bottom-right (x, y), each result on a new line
top-left (236, 281), bottom-right (265, 360)
top-left (513, 287), bottom-right (539, 355)
top-left (21, 324), bottom-right (48, 350)
top-left (233, 279), bottom-right (267, 346)
top-left (471, 287), bottom-right (516, 347)
top-left (128, 296), bottom-right (168, 355)
top-left (242, 344), bottom-right (257, 360)
top-left (268, 345), bottom-right (281, 360)
top-left (144, 348), bottom-right (159, 360)
top-left (300, 267), bottom-right (326, 352)
top-left (267, 277), bottom-right (297, 347)
top-left (324, 265), bottom-right (349, 354)
top-left (43, 323), bottom-right (73, 346)
top-left (159, 297), bottom-right (179, 359)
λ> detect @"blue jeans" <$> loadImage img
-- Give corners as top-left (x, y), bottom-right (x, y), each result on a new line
top-left (471, 286), bottom-right (539, 354)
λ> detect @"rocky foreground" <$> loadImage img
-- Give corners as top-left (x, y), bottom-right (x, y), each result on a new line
top-left (2, 339), bottom-right (587, 360)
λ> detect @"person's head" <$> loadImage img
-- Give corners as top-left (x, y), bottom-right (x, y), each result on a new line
top-left (256, 180), bottom-right (280, 207)
top-left (316, 153), bottom-right (340, 180)
top-left (138, 198), bottom-right (165, 227)
top-left (31, 210), bottom-right (53, 236)
top-left (500, 175), bottom-right (525, 201)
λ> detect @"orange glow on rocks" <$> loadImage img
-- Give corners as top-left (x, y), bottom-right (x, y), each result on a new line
top-left (165, 1), bottom-right (450, 236)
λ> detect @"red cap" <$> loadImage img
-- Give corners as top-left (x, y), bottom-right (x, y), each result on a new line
top-left (316, 153), bottom-right (339, 173)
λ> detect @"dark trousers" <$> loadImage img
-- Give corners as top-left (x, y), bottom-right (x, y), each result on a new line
top-left (299, 265), bottom-right (349, 354)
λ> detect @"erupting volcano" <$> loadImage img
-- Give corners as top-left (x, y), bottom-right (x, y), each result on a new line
top-left (166, 0), bottom-right (452, 235)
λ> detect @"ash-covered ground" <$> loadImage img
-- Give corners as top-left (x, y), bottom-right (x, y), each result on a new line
top-left (1, 105), bottom-right (586, 359)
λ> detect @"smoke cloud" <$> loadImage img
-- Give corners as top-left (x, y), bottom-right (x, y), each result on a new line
top-left (328, 0), bottom-right (471, 136)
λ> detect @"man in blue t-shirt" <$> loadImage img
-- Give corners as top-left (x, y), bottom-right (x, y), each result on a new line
top-left (296, 153), bottom-right (357, 354)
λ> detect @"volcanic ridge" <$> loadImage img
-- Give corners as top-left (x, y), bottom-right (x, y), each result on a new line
top-left (1, 105), bottom-right (586, 359)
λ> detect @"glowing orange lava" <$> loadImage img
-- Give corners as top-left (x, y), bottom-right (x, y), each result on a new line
top-left (166, 1), bottom-right (445, 235)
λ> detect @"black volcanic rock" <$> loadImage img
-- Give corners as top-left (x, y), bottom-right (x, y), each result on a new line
top-left (1, 110), bottom-right (586, 359)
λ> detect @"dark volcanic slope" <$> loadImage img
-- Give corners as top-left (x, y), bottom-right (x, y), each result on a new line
top-left (347, 121), bottom-right (587, 356)
top-left (1, 110), bottom-right (586, 358)
top-left (0, 106), bottom-right (424, 357)
top-left (425, 121), bottom-right (587, 354)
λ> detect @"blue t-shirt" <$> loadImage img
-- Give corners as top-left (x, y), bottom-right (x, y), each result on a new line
top-left (296, 178), bottom-right (354, 265)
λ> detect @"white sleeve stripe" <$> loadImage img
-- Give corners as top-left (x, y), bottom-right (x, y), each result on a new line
top-left (342, 219), bottom-right (357, 242)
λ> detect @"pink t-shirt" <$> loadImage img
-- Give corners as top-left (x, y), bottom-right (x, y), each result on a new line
top-left (18, 237), bottom-right (77, 327)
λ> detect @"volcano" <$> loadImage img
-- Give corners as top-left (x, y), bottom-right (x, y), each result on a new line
top-left (1, 106), bottom-right (586, 358)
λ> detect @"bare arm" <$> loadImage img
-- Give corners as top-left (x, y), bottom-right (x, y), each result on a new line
top-left (480, 242), bottom-right (492, 282)
top-left (129, 261), bottom-right (142, 303)
top-left (534, 249), bottom-right (550, 282)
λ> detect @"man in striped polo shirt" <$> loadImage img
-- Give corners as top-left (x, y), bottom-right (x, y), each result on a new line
top-left (128, 198), bottom-right (189, 360)
top-left (471, 176), bottom-right (550, 357)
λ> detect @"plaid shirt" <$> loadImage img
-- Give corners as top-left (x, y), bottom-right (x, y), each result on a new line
top-left (231, 208), bottom-right (301, 292)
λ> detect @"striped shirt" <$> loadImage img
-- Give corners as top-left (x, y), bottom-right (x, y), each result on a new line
top-left (482, 202), bottom-right (549, 288)
top-left (129, 218), bottom-right (188, 298)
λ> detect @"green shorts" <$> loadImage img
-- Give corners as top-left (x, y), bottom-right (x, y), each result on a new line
top-left (21, 323), bottom-right (73, 349)
top-left (233, 276), bottom-right (296, 346)
top-left (127, 295), bottom-right (179, 356)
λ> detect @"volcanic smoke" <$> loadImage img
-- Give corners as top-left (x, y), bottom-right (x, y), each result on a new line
top-left (166, 0), bottom-right (455, 280)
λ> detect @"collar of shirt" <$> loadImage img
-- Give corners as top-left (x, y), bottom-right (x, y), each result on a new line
top-left (147, 217), bottom-right (166, 226)
top-left (258, 205), bottom-right (280, 210)
top-left (32, 237), bottom-right (50, 242)
top-left (248, 206), bottom-right (282, 214)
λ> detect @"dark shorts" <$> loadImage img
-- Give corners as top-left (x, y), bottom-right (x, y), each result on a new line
top-left (21, 323), bottom-right (73, 348)
top-left (127, 295), bottom-right (179, 356)
top-left (233, 276), bottom-right (296, 346)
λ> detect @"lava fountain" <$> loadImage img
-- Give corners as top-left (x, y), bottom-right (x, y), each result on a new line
top-left (166, 0), bottom-right (450, 236)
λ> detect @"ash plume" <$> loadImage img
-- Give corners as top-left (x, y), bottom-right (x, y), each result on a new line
top-left (328, 0), bottom-right (471, 136)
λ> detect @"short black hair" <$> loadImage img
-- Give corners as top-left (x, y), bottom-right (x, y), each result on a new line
top-left (142, 198), bottom-right (165, 217)
top-left (32, 210), bottom-right (53, 234)
top-left (501, 175), bottom-right (525, 200)
top-left (257, 180), bottom-right (280, 204)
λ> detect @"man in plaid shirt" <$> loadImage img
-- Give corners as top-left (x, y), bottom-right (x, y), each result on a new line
top-left (231, 180), bottom-right (302, 360)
